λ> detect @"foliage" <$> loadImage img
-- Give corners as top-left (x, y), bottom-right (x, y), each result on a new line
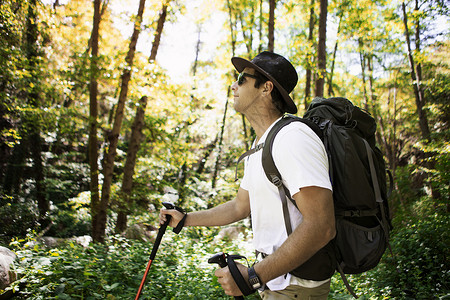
top-left (328, 214), bottom-right (450, 299)
top-left (0, 196), bottom-right (39, 245)
top-left (5, 227), bottom-right (259, 299)
top-left (378, 214), bottom-right (449, 298)
top-left (5, 212), bottom-right (449, 299)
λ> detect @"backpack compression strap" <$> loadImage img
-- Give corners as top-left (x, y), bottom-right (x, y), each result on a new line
top-left (363, 139), bottom-right (390, 242)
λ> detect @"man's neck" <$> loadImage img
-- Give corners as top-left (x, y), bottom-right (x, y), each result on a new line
top-left (245, 109), bottom-right (283, 141)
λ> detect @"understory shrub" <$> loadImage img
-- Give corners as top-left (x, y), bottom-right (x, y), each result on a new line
top-left (378, 214), bottom-right (449, 298)
top-left (330, 213), bottom-right (450, 299)
top-left (5, 226), bottom-right (259, 299)
top-left (0, 196), bottom-right (39, 244)
top-left (4, 214), bottom-right (449, 299)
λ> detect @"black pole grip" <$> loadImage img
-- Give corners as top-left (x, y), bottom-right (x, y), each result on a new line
top-left (208, 252), bottom-right (228, 268)
top-left (208, 252), bottom-right (244, 300)
top-left (162, 202), bottom-right (175, 210)
top-left (149, 203), bottom-right (173, 260)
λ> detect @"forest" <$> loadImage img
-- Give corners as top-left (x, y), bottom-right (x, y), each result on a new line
top-left (0, 0), bottom-right (448, 298)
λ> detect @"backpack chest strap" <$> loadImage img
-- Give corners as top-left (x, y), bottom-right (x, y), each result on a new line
top-left (234, 143), bottom-right (264, 181)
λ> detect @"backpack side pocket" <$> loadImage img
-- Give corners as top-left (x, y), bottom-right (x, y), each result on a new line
top-left (335, 217), bottom-right (387, 274)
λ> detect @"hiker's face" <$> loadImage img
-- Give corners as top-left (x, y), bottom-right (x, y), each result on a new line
top-left (231, 68), bottom-right (261, 114)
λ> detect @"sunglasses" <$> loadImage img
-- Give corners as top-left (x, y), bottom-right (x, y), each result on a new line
top-left (237, 72), bottom-right (258, 85)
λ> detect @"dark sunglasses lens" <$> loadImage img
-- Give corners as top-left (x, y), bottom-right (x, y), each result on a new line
top-left (237, 73), bottom-right (245, 85)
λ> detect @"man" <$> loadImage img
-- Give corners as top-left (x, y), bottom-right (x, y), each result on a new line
top-left (160, 51), bottom-right (335, 299)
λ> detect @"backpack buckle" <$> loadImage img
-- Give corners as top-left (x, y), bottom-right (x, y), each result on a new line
top-left (270, 175), bottom-right (282, 187)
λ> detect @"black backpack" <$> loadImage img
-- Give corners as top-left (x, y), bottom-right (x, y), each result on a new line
top-left (236, 97), bottom-right (393, 298)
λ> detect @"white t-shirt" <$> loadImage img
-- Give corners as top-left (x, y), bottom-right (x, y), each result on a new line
top-left (240, 118), bottom-right (332, 291)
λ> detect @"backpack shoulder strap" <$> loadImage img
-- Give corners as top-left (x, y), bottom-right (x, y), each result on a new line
top-left (262, 115), bottom-right (322, 187)
top-left (261, 115), bottom-right (323, 235)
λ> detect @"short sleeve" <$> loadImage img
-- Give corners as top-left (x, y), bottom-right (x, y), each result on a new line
top-left (272, 122), bottom-right (332, 197)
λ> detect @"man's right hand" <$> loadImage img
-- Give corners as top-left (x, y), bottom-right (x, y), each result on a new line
top-left (159, 208), bottom-right (185, 228)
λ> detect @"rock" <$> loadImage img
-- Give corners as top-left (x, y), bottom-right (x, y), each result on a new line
top-left (214, 226), bottom-right (246, 242)
top-left (161, 186), bottom-right (179, 203)
top-left (0, 246), bottom-right (17, 290)
top-left (38, 236), bottom-right (64, 248)
top-left (26, 235), bottom-right (93, 249)
top-left (123, 224), bottom-right (156, 242)
top-left (68, 235), bottom-right (92, 248)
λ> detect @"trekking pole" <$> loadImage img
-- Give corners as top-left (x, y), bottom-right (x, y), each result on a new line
top-left (208, 252), bottom-right (244, 300)
top-left (135, 202), bottom-right (174, 300)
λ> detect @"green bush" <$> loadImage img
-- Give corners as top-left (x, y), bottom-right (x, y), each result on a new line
top-left (380, 214), bottom-right (449, 298)
top-left (4, 205), bottom-right (449, 299)
top-left (6, 226), bottom-right (260, 299)
top-left (46, 191), bottom-right (91, 238)
top-left (0, 195), bottom-right (39, 244)
top-left (331, 214), bottom-right (450, 299)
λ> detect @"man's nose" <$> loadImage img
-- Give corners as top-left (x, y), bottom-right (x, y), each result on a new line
top-left (231, 80), bottom-right (238, 91)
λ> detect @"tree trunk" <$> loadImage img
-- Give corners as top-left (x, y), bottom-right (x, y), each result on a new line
top-left (304, 0), bottom-right (315, 110)
top-left (403, 1), bottom-right (439, 200)
top-left (367, 55), bottom-right (379, 118)
top-left (327, 17), bottom-right (340, 97)
top-left (115, 96), bottom-right (148, 233)
top-left (315, 0), bottom-right (327, 97)
top-left (25, 0), bottom-right (48, 227)
top-left (95, 0), bottom-right (146, 243)
top-left (383, 87), bottom-right (396, 171)
top-left (258, 0), bottom-right (263, 53)
top-left (401, 1), bottom-right (430, 140)
top-left (89, 0), bottom-right (102, 242)
top-left (196, 136), bottom-right (218, 175)
top-left (367, 55), bottom-right (385, 149)
top-left (192, 24), bottom-right (202, 76)
top-left (239, 12), bottom-right (253, 54)
top-left (114, 0), bottom-right (168, 233)
top-left (358, 39), bottom-right (369, 111)
top-left (149, 2), bottom-right (168, 62)
top-left (226, 0), bottom-right (237, 55)
top-left (268, 0), bottom-right (275, 52)
top-left (212, 87), bottom-right (230, 189)
top-left (2, 140), bottom-right (27, 195)
top-left (86, 1), bottom-right (110, 56)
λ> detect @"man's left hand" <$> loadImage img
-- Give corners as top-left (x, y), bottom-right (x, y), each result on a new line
top-left (214, 262), bottom-right (249, 296)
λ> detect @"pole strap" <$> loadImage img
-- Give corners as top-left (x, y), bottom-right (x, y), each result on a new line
top-left (227, 255), bottom-right (255, 296)
top-left (166, 204), bottom-right (186, 234)
top-left (173, 212), bottom-right (187, 234)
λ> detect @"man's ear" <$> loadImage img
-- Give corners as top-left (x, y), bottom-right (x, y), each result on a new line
top-left (263, 81), bottom-right (274, 94)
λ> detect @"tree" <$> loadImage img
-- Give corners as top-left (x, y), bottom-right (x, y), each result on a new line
top-left (268, 0), bottom-right (276, 52)
top-left (89, 0), bottom-right (102, 242)
top-left (212, 89), bottom-right (229, 189)
top-left (2, 1), bottom-right (28, 196)
top-left (0, 0), bottom-right (25, 190)
top-left (327, 16), bottom-right (341, 96)
top-left (25, 0), bottom-right (48, 227)
top-left (402, 1), bottom-right (431, 140)
top-left (94, 0), bottom-right (146, 242)
top-left (304, 0), bottom-right (316, 109)
top-left (115, 96), bottom-right (148, 233)
top-left (1, 0), bottom-right (49, 227)
top-left (149, 1), bottom-right (168, 62)
top-left (115, 0), bottom-right (170, 233)
top-left (315, 0), bottom-right (327, 97)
